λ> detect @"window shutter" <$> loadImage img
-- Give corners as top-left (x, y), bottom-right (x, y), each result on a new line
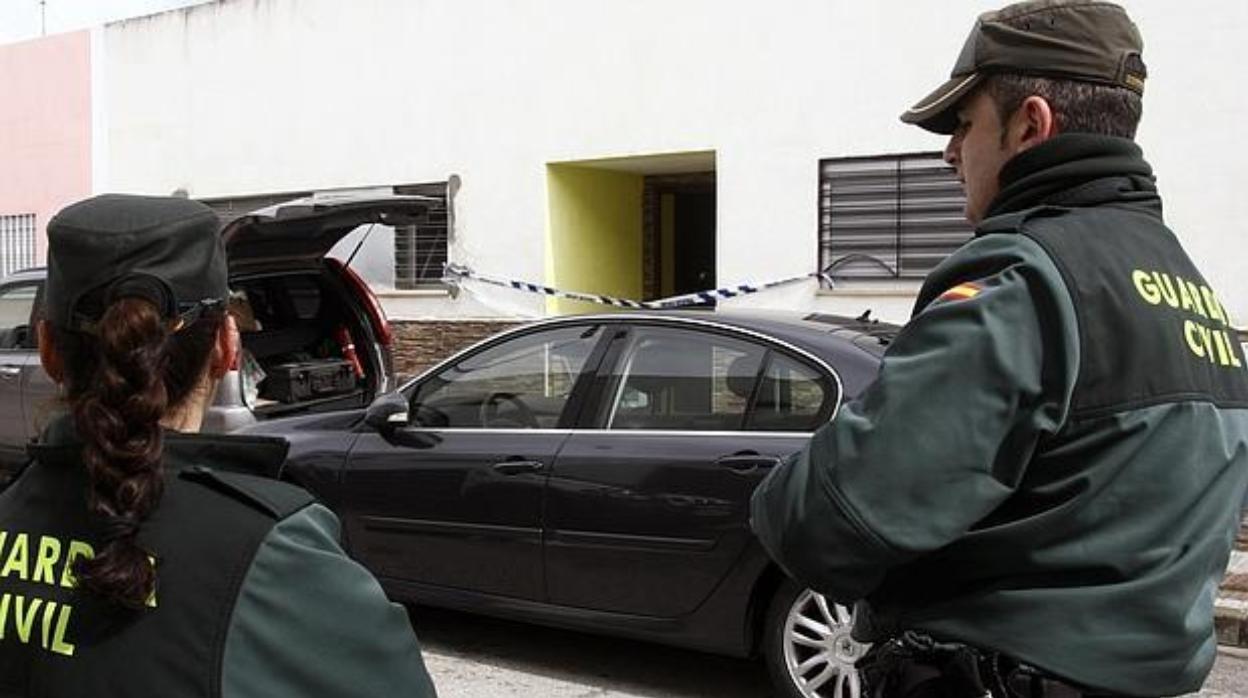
top-left (819, 153), bottom-right (971, 279)
top-left (0, 214), bottom-right (37, 278)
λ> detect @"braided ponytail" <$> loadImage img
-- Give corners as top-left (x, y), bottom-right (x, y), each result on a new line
top-left (56, 297), bottom-right (222, 609)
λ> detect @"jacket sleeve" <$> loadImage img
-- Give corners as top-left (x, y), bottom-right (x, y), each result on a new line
top-left (221, 503), bottom-right (438, 698)
top-left (750, 233), bottom-right (1080, 603)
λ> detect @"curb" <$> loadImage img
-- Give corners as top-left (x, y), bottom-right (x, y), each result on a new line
top-left (1216, 542), bottom-right (1248, 648)
top-left (1215, 596), bottom-right (1247, 648)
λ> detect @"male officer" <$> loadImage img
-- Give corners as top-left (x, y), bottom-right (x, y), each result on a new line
top-left (750, 1), bottom-right (1248, 695)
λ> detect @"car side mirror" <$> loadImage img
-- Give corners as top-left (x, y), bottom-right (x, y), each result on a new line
top-left (364, 391), bottom-right (410, 433)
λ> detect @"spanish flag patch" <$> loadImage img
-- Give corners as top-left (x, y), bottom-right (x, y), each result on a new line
top-left (937, 282), bottom-right (982, 303)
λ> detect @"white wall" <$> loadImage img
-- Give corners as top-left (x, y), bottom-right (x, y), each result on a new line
top-left (98, 0), bottom-right (1248, 325)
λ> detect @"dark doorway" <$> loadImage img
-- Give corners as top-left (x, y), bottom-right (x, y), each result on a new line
top-left (643, 172), bottom-right (716, 303)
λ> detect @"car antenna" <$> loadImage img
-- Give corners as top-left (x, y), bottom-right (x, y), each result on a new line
top-left (855, 309), bottom-right (873, 323)
top-left (344, 223), bottom-right (378, 269)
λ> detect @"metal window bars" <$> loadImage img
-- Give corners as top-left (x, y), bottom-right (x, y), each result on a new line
top-left (0, 214), bottom-right (36, 279)
top-left (818, 153), bottom-right (971, 281)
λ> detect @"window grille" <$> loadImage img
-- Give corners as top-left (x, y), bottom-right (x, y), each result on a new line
top-left (0, 214), bottom-right (37, 279)
top-left (393, 182), bottom-right (450, 290)
top-left (819, 153), bottom-right (971, 279)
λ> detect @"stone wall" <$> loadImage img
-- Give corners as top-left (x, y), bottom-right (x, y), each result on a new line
top-left (391, 320), bottom-right (520, 380)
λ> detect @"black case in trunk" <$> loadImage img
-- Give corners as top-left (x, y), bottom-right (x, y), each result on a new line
top-left (261, 359), bottom-right (357, 403)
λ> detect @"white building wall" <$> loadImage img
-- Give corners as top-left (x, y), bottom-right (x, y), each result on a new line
top-left (98, 0), bottom-right (1248, 325)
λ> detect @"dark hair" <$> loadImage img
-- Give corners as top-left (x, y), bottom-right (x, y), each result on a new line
top-left (981, 73), bottom-right (1143, 141)
top-left (54, 297), bottom-right (223, 609)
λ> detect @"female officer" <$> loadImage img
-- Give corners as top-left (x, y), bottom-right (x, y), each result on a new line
top-left (0, 194), bottom-right (438, 697)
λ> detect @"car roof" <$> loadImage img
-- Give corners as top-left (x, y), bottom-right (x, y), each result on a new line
top-left (403, 308), bottom-right (896, 399)
top-left (541, 308), bottom-right (897, 358)
top-left (0, 267), bottom-right (47, 284)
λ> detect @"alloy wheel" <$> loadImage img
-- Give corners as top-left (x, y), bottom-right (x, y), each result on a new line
top-left (781, 589), bottom-right (869, 698)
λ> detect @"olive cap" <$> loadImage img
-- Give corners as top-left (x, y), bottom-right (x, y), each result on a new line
top-left (45, 194), bottom-right (228, 332)
top-left (901, 0), bottom-right (1147, 134)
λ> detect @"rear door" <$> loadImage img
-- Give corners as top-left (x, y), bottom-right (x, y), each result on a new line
top-left (544, 322), bottom-right (838, 617)
top-left (339, 323), bottom-right (606, 601)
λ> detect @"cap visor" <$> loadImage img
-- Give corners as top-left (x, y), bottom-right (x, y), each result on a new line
top-left (900, 73), bottom-right (981, 135)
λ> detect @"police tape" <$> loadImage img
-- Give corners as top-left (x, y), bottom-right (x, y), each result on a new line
top-left (442, 262), bottom-right (836, 310)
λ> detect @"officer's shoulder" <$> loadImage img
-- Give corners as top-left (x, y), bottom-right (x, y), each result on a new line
top-left (177, 465), bottom-right (314, 521)
top-left (945, 207), bottom-right (1067, 265)
top-left (976, 204), bottom-right (1070, 235)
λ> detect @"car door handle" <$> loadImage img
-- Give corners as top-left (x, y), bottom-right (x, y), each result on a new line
top-left (0, 366), bottom-right (21, 378)
top-left (491, 459), bottom-right (546, 475)
top-left (716, 453), bottom-right (783, 472)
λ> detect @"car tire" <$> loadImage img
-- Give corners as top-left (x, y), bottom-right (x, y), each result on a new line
top-left (763, 578), bottom-right (869, 698)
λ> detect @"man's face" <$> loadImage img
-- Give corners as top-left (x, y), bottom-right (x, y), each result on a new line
top-left (943, 90), bottom-right (1015, 225)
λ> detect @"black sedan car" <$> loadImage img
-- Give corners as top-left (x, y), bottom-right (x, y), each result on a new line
top-left (240, 309), bottom-right (896, 698)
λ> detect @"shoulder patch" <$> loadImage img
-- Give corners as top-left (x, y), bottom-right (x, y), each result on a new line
top-left (937, 282), bottom-right (983, 303)
top-left (178, 466), bottom-right (313, 520)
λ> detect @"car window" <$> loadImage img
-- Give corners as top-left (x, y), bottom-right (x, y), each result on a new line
top-left (0, 283), bottom-right (38, 350)
top-left (601, 327), bottom-right (765, 432)
top-left (410, 325), bottom-right (599, 428)
top-left (746, 352), bottom-right (833, 431)
top-left (244, 275), bottom-right (323, 327)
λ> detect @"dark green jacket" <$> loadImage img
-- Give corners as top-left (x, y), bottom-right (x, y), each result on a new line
top-left (751, 134), bottom-right (1248, 695)
top-left (0, 416), bottom-right (438, 698)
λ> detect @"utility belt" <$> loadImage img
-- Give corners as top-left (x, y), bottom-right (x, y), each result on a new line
top-left (857, 631), bottom-right (1126, 698)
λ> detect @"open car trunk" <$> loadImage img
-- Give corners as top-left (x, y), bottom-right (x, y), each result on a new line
top-left (233, 269), bottom-right (376, 418)
top-left (203, 192), bottom-right (435, 431)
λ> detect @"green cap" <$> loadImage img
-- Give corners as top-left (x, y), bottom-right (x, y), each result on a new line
top-left (901, 0), bottom-right (1147, 134)
top-left (46, 194), bottom-right (229, 333)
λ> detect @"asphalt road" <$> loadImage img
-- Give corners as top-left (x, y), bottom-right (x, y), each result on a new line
top-left (411, 605), bottom-right (1248, 697)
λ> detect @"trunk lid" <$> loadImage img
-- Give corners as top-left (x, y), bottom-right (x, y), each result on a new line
top-left (222, 191), bottom-right (438, 266)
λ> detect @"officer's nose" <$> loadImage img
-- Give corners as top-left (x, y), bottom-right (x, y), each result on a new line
top-left (943, 135), bottom-right (961, 169)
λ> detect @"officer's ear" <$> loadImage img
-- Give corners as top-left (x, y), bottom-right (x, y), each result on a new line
top-left (208, 314), bottom-right (239, 381)
top-left (36, 321), bottom-right (64, 383)
top-left (1006, 95), bottom-right (1057, 155)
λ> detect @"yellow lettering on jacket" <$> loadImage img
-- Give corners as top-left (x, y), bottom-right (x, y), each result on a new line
top-left (1133, 269), bottom-right (1161, 304)
top-left (1177, 279), bottom-right (1196, 313)
top-left (14, 596), bottom-right (41, 644)
top-left (1185, 320), bottom-right (1206, 358)
top-left (60, 541), bottom-right (94, 589)
top-left (1137, 269), bottom-right (1242, 371)
top-left (1214, 329), bottom-right (1231, 366)
top-left (1202, 286), bottom-right (1227, 325)
top-left (1184, 281), bottom-right (1208, 318)
top-left (1, 534), bottom-right (29, 581)
top-left (1154, 272), bottom-right (1180, 308)
top-left (0, 594), bottom-right (76, 657)
top-left (1216, 330), bottom-right (1243, 368)
top-left (0, 531), bottom-right (88, 658)
top-left (33, 537), bottom-right (60, 585)
top-left (1184, 321), bottom-right (1244, 368)
top-left (51, 603), bottom-right (74, 656)
top-left (40, 599), bottom-right (57, 650)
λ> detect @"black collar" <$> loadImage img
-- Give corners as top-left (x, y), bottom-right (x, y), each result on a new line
top-left (983, 133), bottom-right (1162, 226)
